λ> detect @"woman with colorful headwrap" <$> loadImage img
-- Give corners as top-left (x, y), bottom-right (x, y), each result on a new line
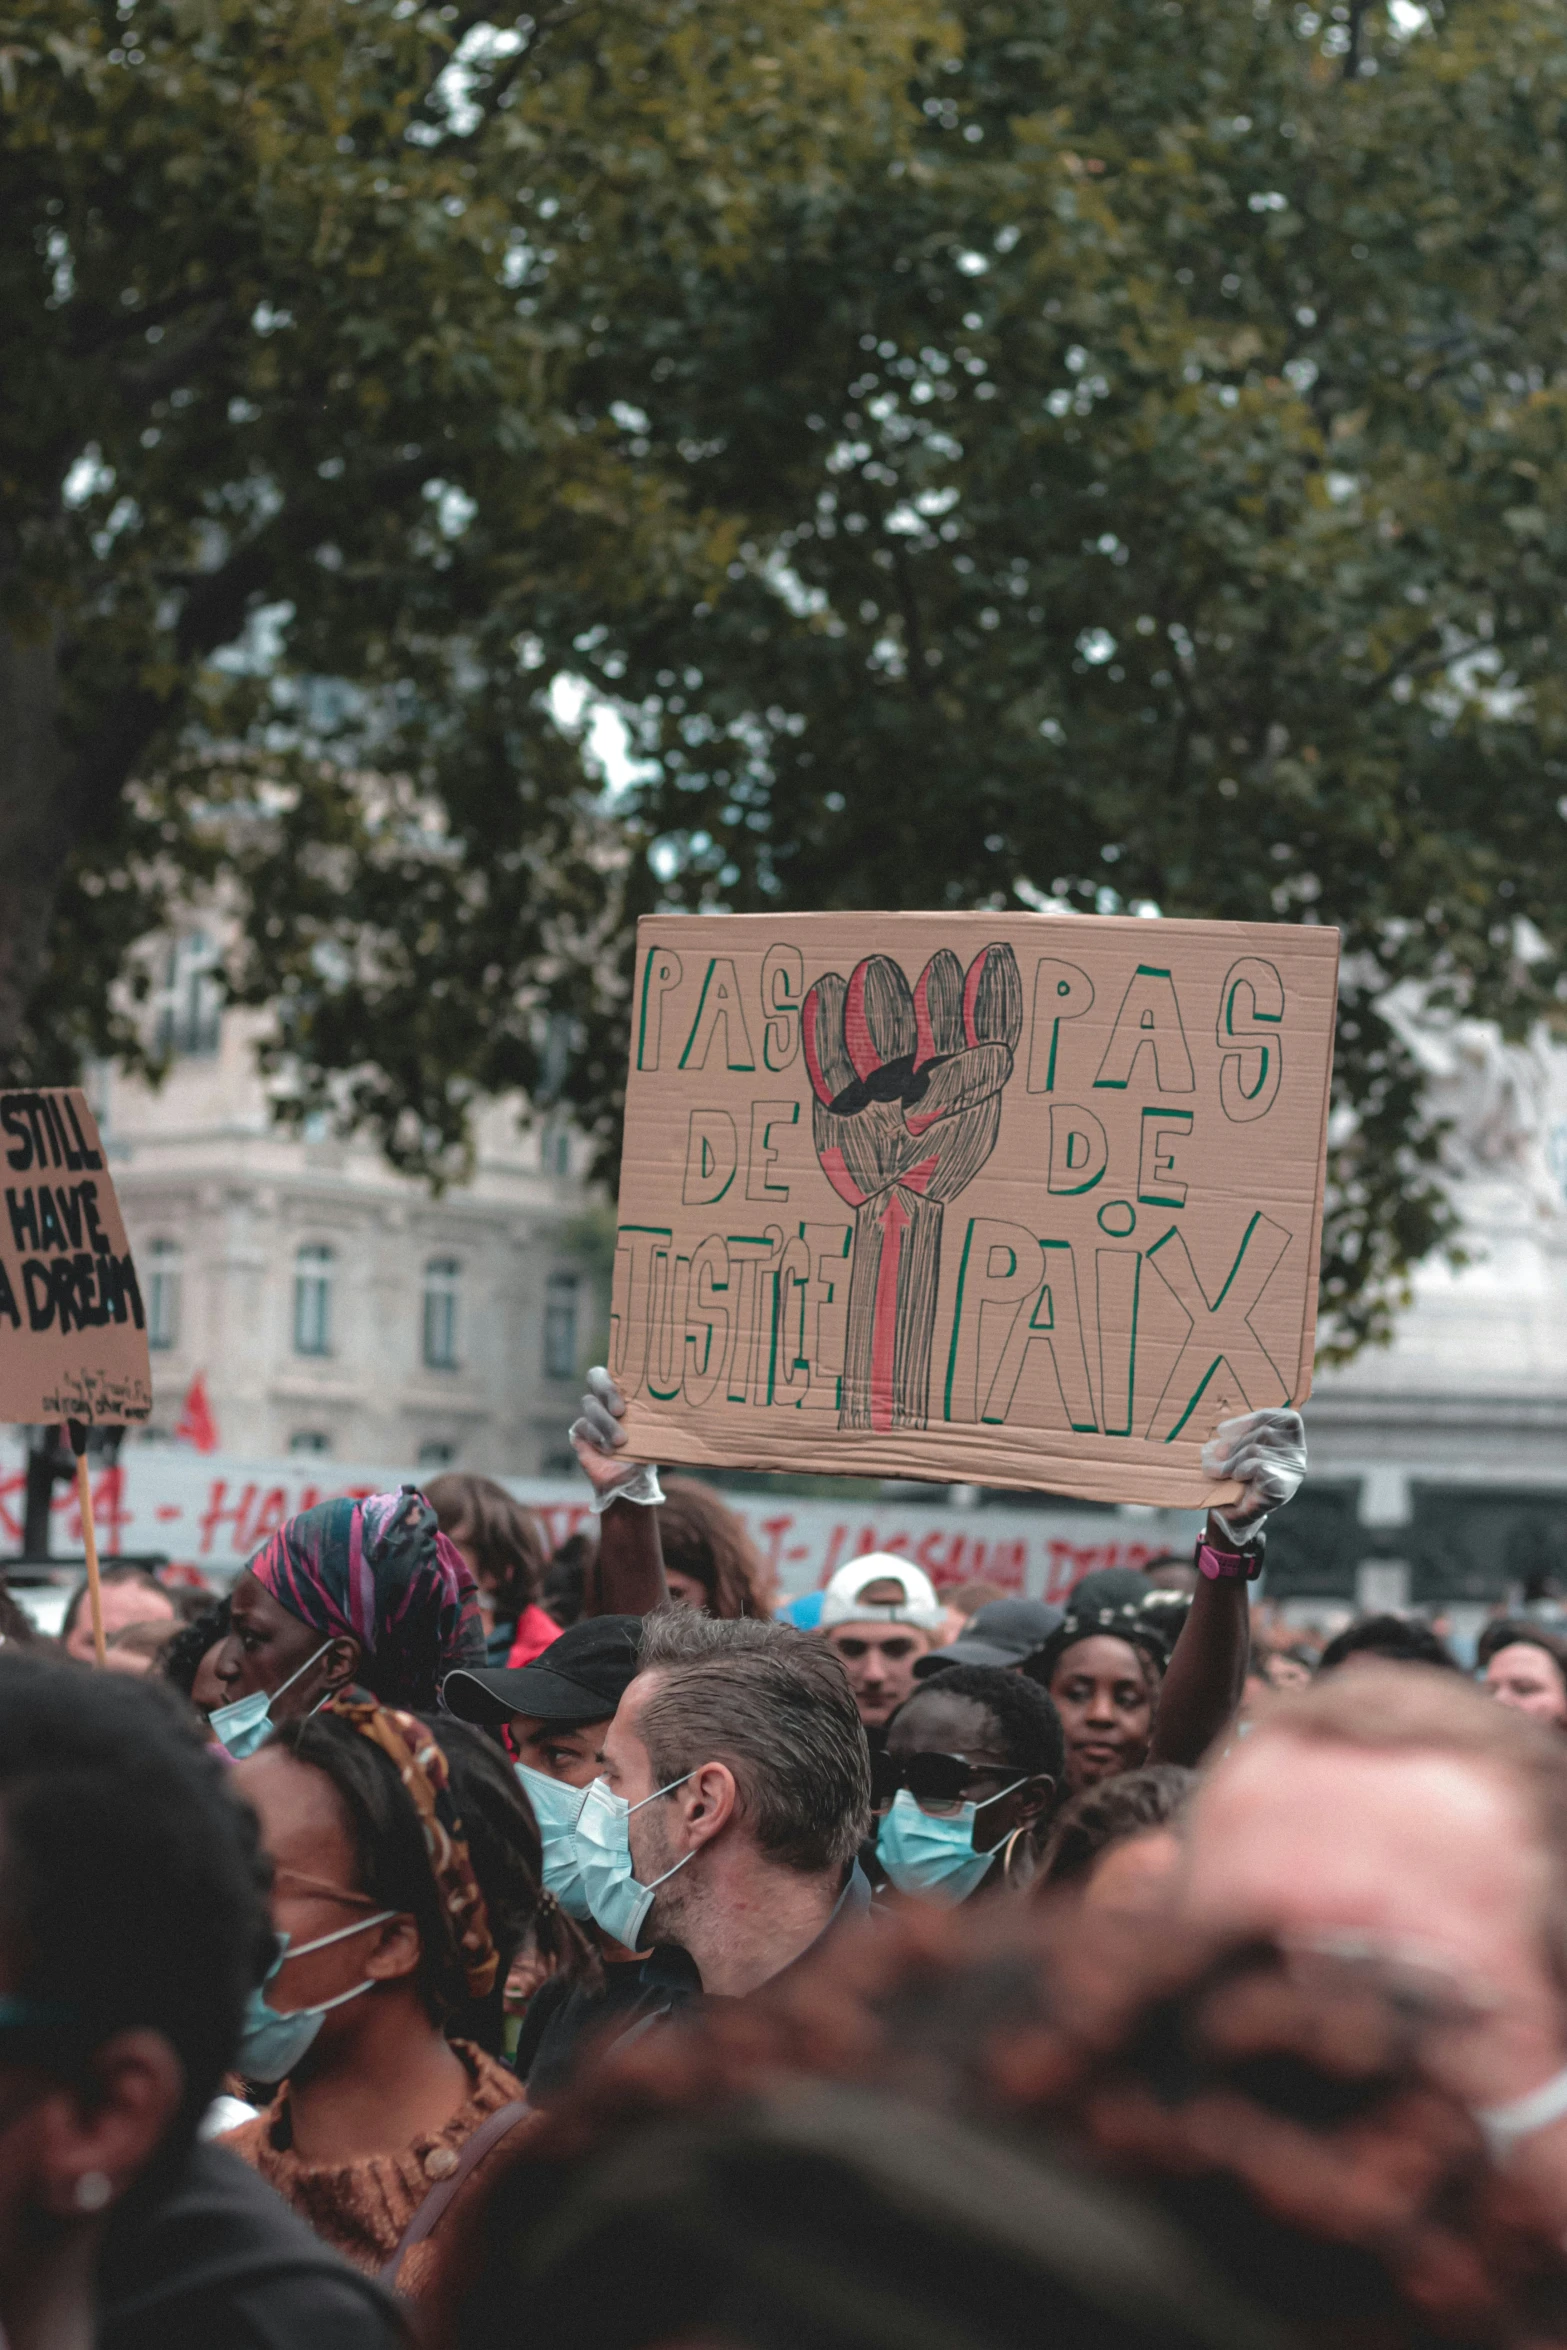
top-left (208, 1486), bottom-right (485, 1746)
top-left (224, 1695), bottom-right (585, 2346)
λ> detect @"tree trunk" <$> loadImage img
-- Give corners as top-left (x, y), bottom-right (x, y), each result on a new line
top-left (0, 615), bottom-right (73, 1062)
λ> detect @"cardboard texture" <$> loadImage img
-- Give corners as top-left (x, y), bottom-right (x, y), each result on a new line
top-left (0, 1090), bottom-right (151, 1425)
top-left (612, 913), bottom-right (1339, 1507)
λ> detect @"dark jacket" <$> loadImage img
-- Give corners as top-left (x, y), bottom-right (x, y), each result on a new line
top-left (517, 1862), bottom-right (873, 2105)
top-left (98, 2138), bottom-right (408, 2350)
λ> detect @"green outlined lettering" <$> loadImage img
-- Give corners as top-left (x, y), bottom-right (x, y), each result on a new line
top-left (1093, 966), bottom-right (1195, 1094)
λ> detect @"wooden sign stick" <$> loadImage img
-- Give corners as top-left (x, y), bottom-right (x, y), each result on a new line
top-left (66, 1420), bottom-right (106, 1667)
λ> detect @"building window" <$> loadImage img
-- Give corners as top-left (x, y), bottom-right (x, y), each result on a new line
top-left (153, 932), bottom-right (222, 1059)
top-left (544, 1270), bottom-right (580, 1381)
top-left (293, 1244), bottom-right (334, 1356)
top-left (422, 1257), bottom-right (460, 1370)
top-left (147, 1239), bottom-right (181, 1351)
top-left (418, 1439), bottom-right (456, 1469)
top-left (289, 1430), bottom-right (332, 1455)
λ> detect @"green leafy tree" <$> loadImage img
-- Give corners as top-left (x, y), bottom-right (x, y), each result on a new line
top-left (11, 0), bottom-right (1567, 1354)
top-left (554, 0), bottom-right (1567, 1354)
top-left (0, 0), bottom-right (939, 1166)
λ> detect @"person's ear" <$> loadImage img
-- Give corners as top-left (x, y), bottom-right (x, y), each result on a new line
top-left (320, 1636), bottom-right (362, 1693)
top-left (1017, 1775), bottom-right (1056, 1825)
top-left (363, 1914), bottom-right (423, 1985)
top-left (33, 2029), bottom-right (184, 2223)
top-left (680, 1762), bottom-right (737, 1848)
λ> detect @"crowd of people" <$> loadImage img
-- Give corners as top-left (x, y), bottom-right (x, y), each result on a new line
top-left (7, 1386), bottom-right (1567, 2347)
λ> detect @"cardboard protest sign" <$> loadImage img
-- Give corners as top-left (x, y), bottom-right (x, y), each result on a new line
top-left (0, 1089), bottom-right (151, 1426)
top-left (611, 913), bottom-right (1339, 1507)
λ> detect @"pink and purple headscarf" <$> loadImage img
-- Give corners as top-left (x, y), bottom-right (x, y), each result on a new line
top-left (250, 1485), bottom-right (483, 1710)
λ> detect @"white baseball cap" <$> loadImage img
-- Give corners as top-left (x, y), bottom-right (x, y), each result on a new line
top-left (818, 1554), bottom-right (946, 1631)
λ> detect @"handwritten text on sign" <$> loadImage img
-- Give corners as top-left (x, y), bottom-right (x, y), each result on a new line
top-left (0, 1090), bottom-right (151, 1425)
top-left (612, 914), bottom-right (1338, 1506)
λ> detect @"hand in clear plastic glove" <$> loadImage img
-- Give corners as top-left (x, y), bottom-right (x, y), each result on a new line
top-left (1201, 1408), bottom-right (1306, 1545)
top-left (569, 1367), bottom-right (664, 1516)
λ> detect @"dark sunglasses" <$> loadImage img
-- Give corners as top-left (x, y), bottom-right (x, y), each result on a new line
top-left (871, 1749), bottom-right (1016, 1810)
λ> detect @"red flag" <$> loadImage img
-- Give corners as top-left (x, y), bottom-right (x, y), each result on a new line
top-left (176, 1372), bottom-right (219, 1454)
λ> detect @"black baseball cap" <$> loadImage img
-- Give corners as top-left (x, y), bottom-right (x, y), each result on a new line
top-left (442, 1614), bottom-right (643, 1729)
top-left (914, 1598), bottom-right (1065, 1676)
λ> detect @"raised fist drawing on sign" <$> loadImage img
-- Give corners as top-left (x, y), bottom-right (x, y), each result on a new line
top-left (803, 944), bottom-right (1023, 1432)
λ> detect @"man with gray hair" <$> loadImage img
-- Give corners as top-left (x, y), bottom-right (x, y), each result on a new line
top-left (519, 1608), bottom-right (870, 2096)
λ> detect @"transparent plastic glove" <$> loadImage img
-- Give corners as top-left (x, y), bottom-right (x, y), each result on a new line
top-left (1201, 1408), bottom-right (1306, 1544)
top-left (569, 1367), bottom-right (664, 1515)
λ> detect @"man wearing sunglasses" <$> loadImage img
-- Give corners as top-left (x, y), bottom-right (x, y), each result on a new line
top-left (873, 1666), bottom-right (1063, 1901)
top-left (819, 1557), bottom-right (947, 1741)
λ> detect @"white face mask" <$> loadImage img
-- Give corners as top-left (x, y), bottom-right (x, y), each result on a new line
top-left (210, 1641), bottom-right (334, 1758)
top-left (570, 1775), bottom-right (696, 1948)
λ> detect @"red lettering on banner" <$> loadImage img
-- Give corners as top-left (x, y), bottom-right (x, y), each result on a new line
top-left (249, 1487), bottom-right (292, 1545)
top-left (756, 1515), bottom-right (796, 1581)
top-left (96, 1467), bottom-right (128, 1552)
top-left (1044, 1540), bottom-right (1165, 1603)
top-left (58, 1467), bottom-right (129, 1554)
top-left (198, 1481), bottom-right (258, 1556)
top-left (913, 1529), bottom-right (969, 1587)
top-left (0, 1471), bottom-right (23, 1548)
top-left (976, 1540), bottom-right (1028, 1594)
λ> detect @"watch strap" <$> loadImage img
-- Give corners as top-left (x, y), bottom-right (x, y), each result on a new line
top-left (1196, 1536), bottom-right (1264, 1583)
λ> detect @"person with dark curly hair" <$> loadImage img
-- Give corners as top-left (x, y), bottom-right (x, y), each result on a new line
top-left (877, 1665), bottom-right (1062, 1900)
top-left (1035, 1762), bottom-right (1196, 1911)
top-left (224, 1698), bottom-right (586, 2343)
top-left (455, 1897), bottom-right (1567, 2350)
top-left (159, 1593), bottom-right (230, 1706)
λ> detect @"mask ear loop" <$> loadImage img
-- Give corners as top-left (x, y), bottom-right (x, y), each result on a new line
top-left (272, 1639), bottom-right (337, 1710)
top-left (276, 1908), bottom-right (400, 1966)
top-left (970, 1779), bottom-right (1028, 1881)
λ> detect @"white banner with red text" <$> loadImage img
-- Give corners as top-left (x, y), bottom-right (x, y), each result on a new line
top-left (0, 1441), bottom-right (1202, 1607)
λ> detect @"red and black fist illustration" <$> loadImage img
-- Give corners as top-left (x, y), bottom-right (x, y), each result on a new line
top-left (803, 945), bottom-right (1022, 1432)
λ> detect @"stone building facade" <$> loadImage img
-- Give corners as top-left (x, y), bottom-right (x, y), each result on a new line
top-left (1274, 990), bottom-right (1567, 1607)
top-left (97, 940), bottom-right (597, 1475)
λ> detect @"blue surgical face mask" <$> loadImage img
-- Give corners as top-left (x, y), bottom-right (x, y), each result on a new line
top-left (514, 1762), bottom-right (592, 1920)
top-left (235, 1907), bottom-right (396, 2081)
top-left (570, 1774), bottom-right (695, 1949)
top-left (876, 1780), bottom-right (1026, 1905)
top-left (210, 1642), bottom-right (333, 1759)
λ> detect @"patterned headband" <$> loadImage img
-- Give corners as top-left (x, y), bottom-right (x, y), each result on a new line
top-left (327, 1696), bottom-right (499, 2001)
